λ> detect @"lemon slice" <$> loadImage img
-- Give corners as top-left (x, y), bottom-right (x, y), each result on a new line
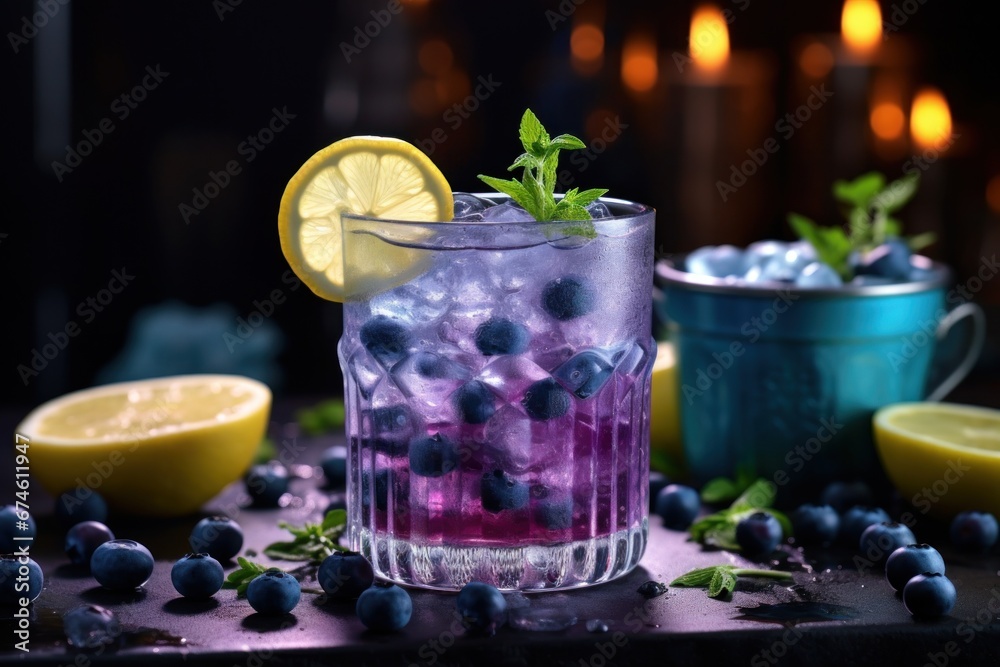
top-left (874, 402), bottom-right (1000, 517)
top-left (278, 136), bottom-right (453, 302)
top-left (16, 375), bottom-right (271, 517)
top-left (649, 340), bottom-right (683, 464)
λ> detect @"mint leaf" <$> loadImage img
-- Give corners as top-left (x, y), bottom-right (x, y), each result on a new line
top-left (519, 109), bottom-right (547, 154)
top-left (670, 566), bottom-right (719, 588)
top-left (907, 231), bottom-right (937, 251)
top-left (700, 477), bottom-right (740, 504)
top-left (672, 564), bottom-right (791, 599)
top-left (731, 479), bottom-right (776, 512)
top-left (548, 134), bottom-right (586, 151)
top-left (833, 172), bottom-right (885, 207)
top-left (709, 567), bottom-right (737, 598)
top-left (873, 173), bottom-right (919, 213)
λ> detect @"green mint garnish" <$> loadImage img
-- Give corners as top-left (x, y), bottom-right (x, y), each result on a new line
top-left (223, 557), bottom-right (271, 597)
top-left (671, 564), bottom-right (792, 599)
top-left (699, 468), bottom-right (756, 504)
top-left (296, 398), bottom-right (345, 436)
top-left (689, 479), bottom-right (792, 550)
top-left (788, 171), bottom-right (935, 280)
top-left (478, 108), bottom-right (607, 235)
top-left (262, 508), bottom-right (348, 562)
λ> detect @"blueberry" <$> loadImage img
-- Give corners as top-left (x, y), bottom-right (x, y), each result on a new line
top-left (456, 581), bottom-right (507, 634)
top-left (654, 484), bottom-right (700, 530)
top-left (736, 512), bottom-right (783, 556)
top-left (790, 504), bottom-right (839, 546)
top-left (0, 504), bottom-right (36, 552)
top-left (859, 522), bottom-right (917, 566)
top-left (55, 490), bottom-right (109, 527)
top-left (409, 433), bottom-right (459, 477)
top-left (542, 277), bottom-right (596, 321)
top-left (189, 516), bottom-right (244, 562)
top-left (371, 405), bottom-right (411, 433)
top-left (553, 350), bottom-right (614, 399)
top-left (318, 551), bottom-right (374, 600)
top-left (356, 582), bottom-right (412, 631)
top-left (320, 446), bottom-right (348, 488)
top-left (65, 521), bottom-right (115, 566)
top-left (533, 491), bottom-right (574, 530)
top-left (949, 511), bottom-right (999, 553)
top-left (521, 378), bottom-right (571, 421)
top-left (859, 238), bottom-right (912, 280)
top-left (481, 470), bottom-right (530, 512)
top-left (648, 471), bottom-right (671, 511)
top-left (246, 569), bottom-right (301, 614)
top-left (361, 470), bottom-right (390, 512)
top-left (454, 380), bottom-right (496, 424)
top-left (903, 572), bottom-right (957, 619)
top-left (0, 554), bottom-right (43, 604)
top-left (474, 318), bottom-right (530, 356)
top-left (63, 604), bottom-right (120, 648)
top-left (819, 481), bottom-right (874, 514)
top-left (795, 262), bottom-right (843, 287)
top-left (413, 351), bottom-right (465, 379)
top-left (171, 553), bottom-right (224, 599)
top-left (360, 316), bottom-right (411, 366)
top-left (885, 544), bottom-right (946, 592)
top-left (90, 539), bottom-right (154, 591)
top-left (839, 505), bottom-right (891, 546)
top-left (245, 462), bottom-right (290, 507)
top-left (637, 581), bottom-right (670, 599)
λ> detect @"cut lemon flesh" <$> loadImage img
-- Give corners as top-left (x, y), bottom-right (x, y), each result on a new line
top-left (16, 375), bottom-right (271, 516)
top-left (278, 136), bottom-right (453, 302)
top-left (874, 402), bottom-right (1000, 518)
top-left (650, 340), bottom-right (683, 465)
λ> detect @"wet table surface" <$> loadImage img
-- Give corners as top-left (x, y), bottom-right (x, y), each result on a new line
top-left (3, 424), bottom-right (1000, 667)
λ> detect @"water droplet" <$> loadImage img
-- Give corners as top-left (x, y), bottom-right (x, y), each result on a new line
top-left (508, 607), bottom-right (578, 632)
top-left (586, 619), bottom-right (609, 633)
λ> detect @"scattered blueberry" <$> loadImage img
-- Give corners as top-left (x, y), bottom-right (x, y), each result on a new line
top-left (553, 350), bottom-right (614, 399)
top-left (949, 511), bottom-right (999, 553)
top-left (542, 277), bottom-right (596, 320)
top-left (839, 506), bottom-right (891, 546)
top-left (885, 544), bottom-right (946, 592)
top-left (245, 462), bottom-right (290, 507)
top-left (637, 581), bottom-right (669, 599)
top-left (360, 316), bottom-right (411, 366)
top-left (819, 481), bottom-right (874, 514)
top-left (65, 521), bottom-right (115, 566)
top-left (90, 539), bottom-right (154, 591)
top-left (246, 569), bottom-right (301, 614)
top-left (795, 262), bottom-right (843, 287)
top-left (474, 318), bottom-right (530, 356)
top-left (409, 433), bottom-right (459, 477)
top-left (457, 581), bottom-right (507, 634)
top-left (903, 572), bottom-right (957, 619)
top-left (356, 582), bottom-right (413, 631)
top-left (454, 380), bottom-right (497, 424)
top-left (649, 471), bottom-right (671, 511)
top-left (481, 470), bottom-right (530, 512)
top-left (790, 504), bottom-right (840, 546)
top-left (0, 554), bottom-right (43, 604)
top-left (859, 522), bottom-right (917, 567)
top-left (859, 238), bottom-right (912, 280)
top-left (318, 551), bottom-right (374, 600)
top-left (63, 604), bottom-right (120, 648)
top-left (685, 245), bottom-right (744, 278)
top-left (533, 491), bottom-right (574, 530)
top-left (171, 553), bottom-right (225, 599)
top-left (521, 378), bottom-right (571, 420)
top-left (654, 484), bottom-right (700, 530)
top-left (55, 490), bottom-right (108, 527)
top-left (189, 516), bottom-right (244, 562)
top-left (0, 504), bottom-right (36, 552)
top-left (320, 446), bottom-right (348, 488)
top-left (736, 512), bottom-right (783, 556)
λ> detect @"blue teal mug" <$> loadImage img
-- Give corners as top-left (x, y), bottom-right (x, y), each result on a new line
top-left (655, 257), bottom-right (985, 500)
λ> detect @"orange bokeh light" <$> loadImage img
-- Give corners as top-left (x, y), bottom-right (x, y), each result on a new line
top-left (571, 24), bottom-right (604, 62)
top-left (842, 0), bottom-right (882, 55)
top-left (799, 42), bottom-right (835, 79)
top-left (418, 39), bottom-right (453, 76)
top-left (910, 88), bottom-right (952, 150)
top-left (689, 5), bottom-right (729, 73)
top-left (986, 174), bottom-right (1000, 216)
top-left (622, 33), bottom-right (658, 93)
top-left (870, 102), bottom-right (905, 140)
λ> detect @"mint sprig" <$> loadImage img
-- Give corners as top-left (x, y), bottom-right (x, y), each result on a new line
top-left (788, 171), bottom-right (935, 280)
top-left (478, 109), bottom-right (607, 234)
top-left (689, 479), bottom-right (792, 550)
top-left (671, 564), bottom-right (792, 599)
top-left (262, 509), bottom-right (348, 562)
top-left (223, 557), bottom-right (271, 597)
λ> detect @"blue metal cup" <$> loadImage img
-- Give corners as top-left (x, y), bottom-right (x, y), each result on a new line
top-left (655, 258), bottom-right (985, 500)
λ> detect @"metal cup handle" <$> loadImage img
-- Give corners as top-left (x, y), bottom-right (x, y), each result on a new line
top-left (925, 302), bottom-right (987, 402)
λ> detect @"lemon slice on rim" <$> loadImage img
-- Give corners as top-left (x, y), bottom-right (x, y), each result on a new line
top-left (874, 402), bottom-right (1000, 517)
top-left (16, 375), bottom-right (271, 517)
top-left (278, 136), bottom-right (453, 302)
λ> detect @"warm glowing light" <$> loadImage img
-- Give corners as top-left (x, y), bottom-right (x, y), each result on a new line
top-left (870, 103), bottom-right (905, 140)
top-left (842, 0), bottom-right (882, 55)
top-left (418, 39), bottom-right (453, 76)
top-left (622, 33), bottom-right (658, 93)
top-left (910, 88), bottom-right (952, 150)
top-left (689, 5), bottom-right (729, 72)
top-left (987, 174), bottom-right (1000, 215)
top-left (571, 24), bottom-right (604, 62)
top-left (400, 0), bottom-right (429, 6)
top-left (799, 42), bottom-right (834, 78)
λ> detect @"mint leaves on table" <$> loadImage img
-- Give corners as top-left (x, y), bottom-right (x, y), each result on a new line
top-left (689, 479), bottom-right (792, 551)
top-left (478, 108), bottom-right (607, 235)
top-left (700, 468), bottom-right (756, 504)
top-left (788, 171), bottom-right (935, 280)
top-left (223, 557), bottom-right (272, 597)
top-left (671, 564), bottom-right (792, 599)
top-left (296, 398), bottom-right (345, 436)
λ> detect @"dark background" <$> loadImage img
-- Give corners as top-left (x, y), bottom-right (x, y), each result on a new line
top-left (4, 0), bottom-right (999, 409)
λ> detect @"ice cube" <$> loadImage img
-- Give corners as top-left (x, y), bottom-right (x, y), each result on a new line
top-left (348, 349), bottom-right (383, 399)
top-left (63, 604), bottom-right (120, 648)
top-left (391, 351), bottom-right (470, 410)
top-left (585, 201), bottom-right (611, 219)
top-left (741, 240), bottom-right (787, 273)
top-left (685, 245), bottom-right (744, 278)
top-left (482, 405), bottom-right (534, 473)
top-left (553, 350), bottom-right (615, 399)
top-left (795, 262), bottom-right (843, 287)
top-left (477, 356), bottom-right (551, 403)
top-left (453, 193), bottom-right (497, 221)
top-left (481, 201), bottom-right (537, 222)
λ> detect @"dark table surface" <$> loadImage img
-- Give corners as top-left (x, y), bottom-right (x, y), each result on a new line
top-left (4, 398), bottom-right (1000, 667)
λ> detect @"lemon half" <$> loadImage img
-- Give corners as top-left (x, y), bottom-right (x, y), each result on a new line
top-left (16, 375), bottom-right (271, 517)
top-left (278, 136), bottom-right (453, 302)
top-left (650, 340), bottom-right (683, 464)
top-left (874, 402), bottom-right (1000, 518)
